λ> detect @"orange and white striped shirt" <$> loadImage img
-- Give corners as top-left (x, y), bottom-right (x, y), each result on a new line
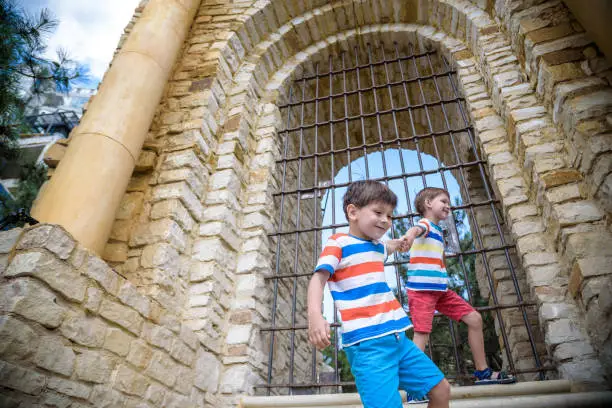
top-left (315, 233), bottom-right (412, 346)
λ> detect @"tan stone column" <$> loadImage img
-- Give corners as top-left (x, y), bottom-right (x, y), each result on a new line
top-left (31, 0), bottom-right (201, 253)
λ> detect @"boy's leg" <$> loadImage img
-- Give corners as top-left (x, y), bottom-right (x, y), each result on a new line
top-left (461, 311), bottom-right (487, 371)
top-left (344, 335), bottom-right (403, 408)
top-left (397, 333), bottom-right (449, 408)
top-left (436, 290), bottom-right (515, 384)
top-left (412, 332), bottom-right (429, 351)
top-left (407, 290), bottom-right (437, 352)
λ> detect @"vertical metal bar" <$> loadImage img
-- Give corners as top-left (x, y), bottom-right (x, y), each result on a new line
top-left (342, 53), bottom-right (352, 183)
top-left (311, 62), bottom-right (322, 391)
top-left (381, 45), bottom-right (418, 303)
top-left (365, 44), bottom-right (403, 299)
top-left (354, 47), bottom-right (370, 179)
top-left (394, 43), bottom-right (428, 188)
top-left (328, 55), bottom-right (341, 393)
top-left (267, 86), bottom-right (295, 394)
top-left (288, 79), bottom-right (308, 394)
top-left (439, 55), bottom-right (544, 379)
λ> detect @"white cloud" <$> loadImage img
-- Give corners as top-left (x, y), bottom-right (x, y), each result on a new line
top-left (23, 0), bottom-right (141, 82)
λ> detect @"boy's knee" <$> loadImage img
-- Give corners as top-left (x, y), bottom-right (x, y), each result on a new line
top-left (464, 311), bottom-right (482, 328)
top-left (429, 378), bottom-right (451, 401)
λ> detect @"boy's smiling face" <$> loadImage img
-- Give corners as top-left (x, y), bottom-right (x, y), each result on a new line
top-left (424, 193), bottom-right (451, 223)
top-left (346, 201), bottom-right (394, 241)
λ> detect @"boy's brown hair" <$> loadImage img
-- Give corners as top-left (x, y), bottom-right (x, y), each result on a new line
top-left (343, 180), bottom-right (398, 219)
top-left (414, 187), bottom-right (450, 215)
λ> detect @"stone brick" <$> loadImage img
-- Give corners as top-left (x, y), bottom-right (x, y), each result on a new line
top-left (135, 150), bottom-right (157, 172)
top-left (152, 182), bottom-right (204, 221)
top-left (546, 318), bottom-right (584, 346)
top-left (90, 385), bottom-right (125, 408)
top-left (194, 350), bottom-right (220, 392)
top-left (113, 364), bottom-right (149, 397)
top-left (127, 340), bottom-right (154, 369)
top-left (103, 242), bottom-right (129, 263)
top-left (34, 336), bottom-right (75, 376)
top-left (569, 257), bottom-right (611, 297)
top-left (100, 298), bottom-right (144, 336)
top-left (179, 323), bottom-right (199, 350)
top-left (104, 328), bottom-right (134, 357)
top-left (541, 169), bottom-right (582, 189)
top-left (47, 377), bottom-right (91, 399)
top-left (170, 338), bottom-right (196, 366)
top-left (151, 199), bottom-right (195, 232)
top-left (0, 278), bottom-right (66, 328)
top-left (5, 251), bottom-right (87, 303)
top-left (553, 340), bottom-right (595, 361)
top-left (0, 360), bottom-right (46, 395)
top-left (141, 243), bottom-right (179, 269)
top-left (118, 281), bottom-right (151, 318)
top-left (84, 255), bottom-right (120, 295)
top-left (45, 227), bottom-right (76, 259)
top-left (0, 315), bottom-right (38, 360)
top-left (75, 349), bottom-right (115, 383)
top-left (17, 224), bottom-right (54, 249)
top-left (0, 228), bottom-right (22, 253)
top-left (117, 192), bottom-right (145, 220)
top-left (145, 352), bottom-right (180, 388)
top-left (145, 382), bottom-right (167, 407)
top-left (142, 323), bottom-right (174, 352)
top-left (557, 358), bottom-right (606, 384)
top-left (130, 219), bottom-right (187, 252)
top-left (60, 312), bottom-right (107, 347)
top-left (553, 201), bottom-right (603, 226)
top-left (84, 286), bottom-right (103, 313)
top-left (545, 183), bottom-right (581, 204)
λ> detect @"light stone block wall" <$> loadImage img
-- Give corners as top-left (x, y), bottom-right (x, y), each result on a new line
top-left (0, 225), bottom-right (222, 407)
top-left (10, 1), bottom-right (612, 405)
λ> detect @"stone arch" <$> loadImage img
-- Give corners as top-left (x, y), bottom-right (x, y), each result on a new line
top-left (222, 24), bottom-right (554, 395)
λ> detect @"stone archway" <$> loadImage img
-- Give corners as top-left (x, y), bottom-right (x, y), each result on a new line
top-left (230, 26), bottom-right (553, 396)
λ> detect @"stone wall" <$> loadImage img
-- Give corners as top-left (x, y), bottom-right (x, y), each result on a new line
top-left (0, 225), bottom-right (222, 407)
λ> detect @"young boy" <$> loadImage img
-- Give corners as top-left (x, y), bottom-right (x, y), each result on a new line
top-left (403, 187), bottom-right (515, 385)
top-left (307, 180), bottom-right (451, 408)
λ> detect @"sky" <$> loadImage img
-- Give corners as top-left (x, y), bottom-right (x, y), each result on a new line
top-left (22, 0), bottom-right (141, 87)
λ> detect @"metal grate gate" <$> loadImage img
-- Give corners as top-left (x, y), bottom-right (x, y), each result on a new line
top-left (259, 42), bottom-right (550, 395)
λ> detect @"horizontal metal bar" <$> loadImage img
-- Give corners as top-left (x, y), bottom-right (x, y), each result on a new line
top-left (280, 97), bottom-right (465, 133)
top-left (292, 50), bottom-right (437, 82)
top-left (272, 160), bottom-right (487, 198)
top-left (279, 71), bottom-right (456, 109)
top-left (259, 301), bottom-right (534, 331)
top-left (276, 126), bottom-right (473, 164)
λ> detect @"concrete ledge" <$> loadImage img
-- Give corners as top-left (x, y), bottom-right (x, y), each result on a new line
top-left (240, 380), bottom-right (578, 407)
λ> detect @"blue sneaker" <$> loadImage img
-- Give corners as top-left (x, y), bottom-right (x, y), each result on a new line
top-left (407, 394), bottom-right (429, 404)
top-left (474, 367), bottom-right (516, 385)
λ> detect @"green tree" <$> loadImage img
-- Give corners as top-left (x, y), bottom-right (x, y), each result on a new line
top-left (0, 0), bottom-right (82, 219)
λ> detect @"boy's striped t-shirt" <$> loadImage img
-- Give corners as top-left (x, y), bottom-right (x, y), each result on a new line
top-left (407, 218), bottom-right (449, 291)
top-left (315, 233), bottom-right (412, 347)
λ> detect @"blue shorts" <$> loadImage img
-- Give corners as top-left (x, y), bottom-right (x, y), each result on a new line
top-left (344, 332), bottom-right (444, 408)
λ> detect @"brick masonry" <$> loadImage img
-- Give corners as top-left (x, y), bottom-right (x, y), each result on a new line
top-left (5, 0), bottom-right (612, 406)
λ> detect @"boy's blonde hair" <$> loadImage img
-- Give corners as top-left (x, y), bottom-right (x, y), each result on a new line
top-left (414, 187), bottom-right (450, 215)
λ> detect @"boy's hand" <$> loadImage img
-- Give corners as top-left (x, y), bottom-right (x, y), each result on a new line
top-left (387, 237), bottom-right (411, 253)
top-left (308, 315), bottom-right (331, 350)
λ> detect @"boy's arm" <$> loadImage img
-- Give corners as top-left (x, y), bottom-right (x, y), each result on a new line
top-left (307, 271), bottom-right (331, 350)
top-left (400, 225), bottom-right (427, 251)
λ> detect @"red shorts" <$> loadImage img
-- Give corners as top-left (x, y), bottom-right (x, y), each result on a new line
top-left (407, 289), bottom-right (476, 333)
